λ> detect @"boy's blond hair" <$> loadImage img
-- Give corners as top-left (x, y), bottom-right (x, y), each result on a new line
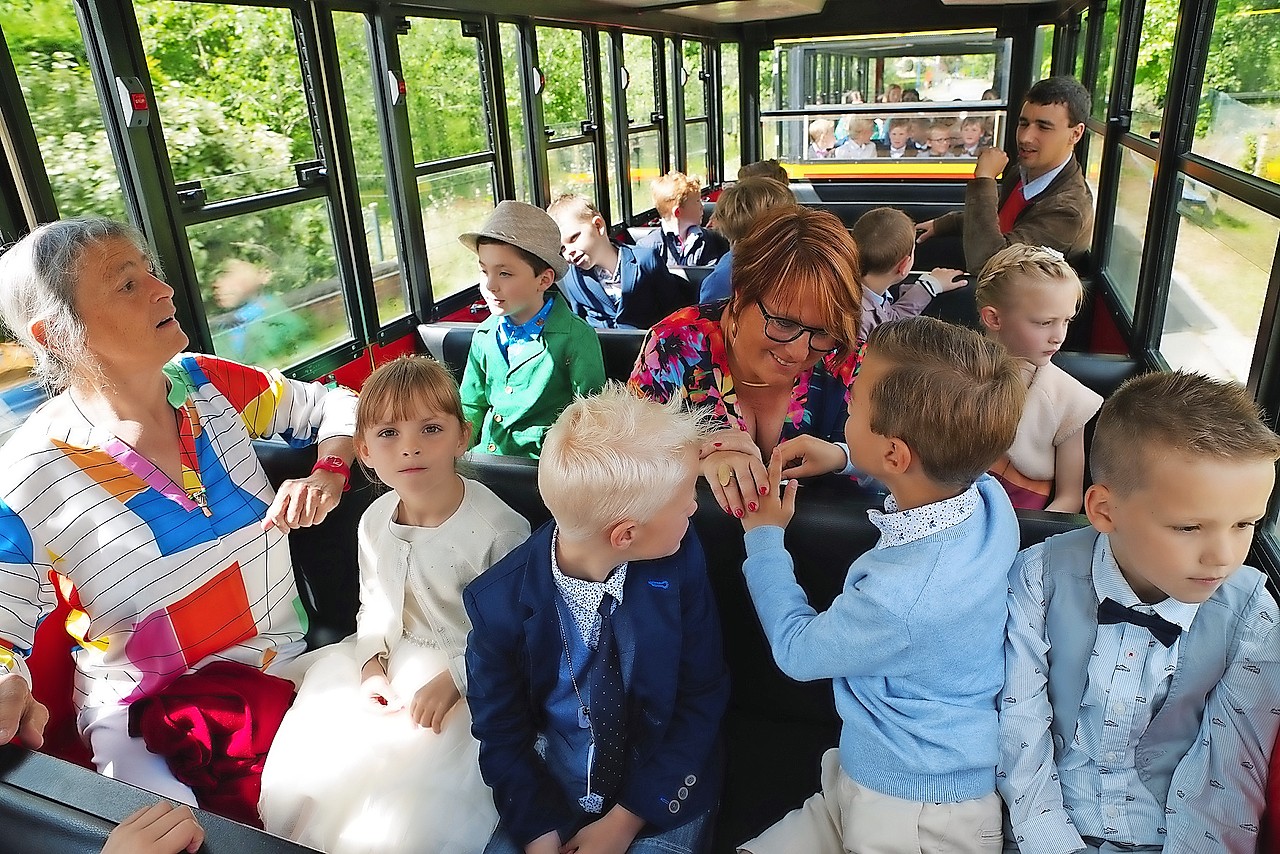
top-left (539, 384), bottom-right (709, 540)
top-left (1091, 371), bottom-right (1280, 495)
top-left (866, 317), bottom-right (1025, 487)
top-left (851, 207), bottom-right (915, 277)
top-left (976, 244), bottom-right (1084, 311)
top-left (650, 171), bottom-right (703, 220)
top-left (737, 159), bottom-right (789, 183)
top-left (547, 193), bottom-right (602, 224)
top-left (808, 118), bottom-right (835, 143)
top-left (713, 178), bottom-right (796, 243)
top-left (848, 117), bottom-right (875, 136)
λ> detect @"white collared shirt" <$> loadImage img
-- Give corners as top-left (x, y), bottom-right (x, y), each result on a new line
top-left (1020, 155), bottom-right (1072, 201)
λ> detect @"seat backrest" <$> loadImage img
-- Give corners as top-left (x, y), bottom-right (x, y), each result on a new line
top-left (417, 322), bottom-right (647, 385)
top-left (0, 745), bottom-right (314, 854)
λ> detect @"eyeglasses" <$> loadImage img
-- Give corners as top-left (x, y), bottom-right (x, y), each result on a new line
top-left (756, 301), bottom-right (841, 353)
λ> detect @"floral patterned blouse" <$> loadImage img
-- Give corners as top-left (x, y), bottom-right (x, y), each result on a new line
top-left (628, 300), bottom-right (863, 445)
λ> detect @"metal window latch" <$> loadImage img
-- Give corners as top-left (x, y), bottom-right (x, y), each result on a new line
top-left (175, 181), bottom-right (206, 211)
top-left (295, 160), bottom-right (327, 188)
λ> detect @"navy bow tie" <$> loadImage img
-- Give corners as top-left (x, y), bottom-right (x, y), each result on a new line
top-left (1097, 597), bottom-right (1182, 647)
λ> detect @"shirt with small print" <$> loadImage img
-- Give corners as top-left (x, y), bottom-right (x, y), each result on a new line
top-left (1001, 535), bottom-right (1199, 853)
top-left (587, 263), bottom-right (624, 306)
top-left (551, 526), bottom-right (628, 649)
top-left (496, 295), bottom-right (555, 363)
top-left (867, 484), bottom-right (979, 548)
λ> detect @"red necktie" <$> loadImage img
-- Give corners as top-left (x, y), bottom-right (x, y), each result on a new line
top-left (998, 181), bottom-right (1028, 234)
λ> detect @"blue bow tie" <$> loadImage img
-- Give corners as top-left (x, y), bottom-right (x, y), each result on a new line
top-left (1098, 597), bottom-right (1182, 647)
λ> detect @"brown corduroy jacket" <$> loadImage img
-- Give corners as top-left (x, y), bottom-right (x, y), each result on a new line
top-left (933, 155), bottom-right (1093, 273)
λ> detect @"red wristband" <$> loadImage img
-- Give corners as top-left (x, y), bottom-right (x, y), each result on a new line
top-left (312, 454), bottom-right (351, 492)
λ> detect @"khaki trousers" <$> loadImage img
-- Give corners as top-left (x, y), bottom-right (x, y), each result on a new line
top-left (741, 749), bottom-right (1003, 854)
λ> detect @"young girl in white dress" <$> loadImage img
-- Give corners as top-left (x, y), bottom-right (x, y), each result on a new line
top-left (259, 356), bottom-right (530, 853)
top-left (976, 244), bottom-right (1103, 513)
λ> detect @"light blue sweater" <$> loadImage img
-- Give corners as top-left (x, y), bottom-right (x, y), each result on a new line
top-left (742, 474), bottom-right (1017, 803)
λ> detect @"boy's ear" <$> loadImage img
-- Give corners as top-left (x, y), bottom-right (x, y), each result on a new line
top-left (978, 305), bottom-right (1001, 332)
top-left (590, 215), bottom-right (609, 237)
top-left (536, 268), bottom-right (556, 291)
top-left (607, 519), bottom-right (638, 551)
top-left (882, 436), bottom-right (913, 476)
top-left (28, 319), bottom-right (46, 348)
top-left (895, 253), bottom-right (914, 280)
top-left (1084, 483), bottom-right (1117, 532)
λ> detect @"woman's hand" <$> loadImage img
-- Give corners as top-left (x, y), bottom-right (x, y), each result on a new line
top-left (262, 469), bottom-right (344, 532)
top-left (360, 658), bottom-right (402, 713)
top-left (701, 450), bottom-right (769, 519)
top-left (409, 671), bottom-right (462, 733)
top-left (698, 427), bottom-right (760, 461)
top-left (742, 449), bottom-right (800, 533)
top-left (0, 673), bottom-right (47, 748)
top-left (774, 435), bottom-right (849, 479)
top-left (101, 802), bottom-right (204, 854)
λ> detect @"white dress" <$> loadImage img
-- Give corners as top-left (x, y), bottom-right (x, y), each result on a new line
top-left (259, 479), bottom-right (530, 854)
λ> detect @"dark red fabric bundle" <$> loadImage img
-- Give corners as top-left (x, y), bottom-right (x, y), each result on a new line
top-left (128, 660), bottom-right (295, 828)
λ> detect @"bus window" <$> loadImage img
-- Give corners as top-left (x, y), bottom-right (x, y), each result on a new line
top-left (137, 2), bottom-right (313, 204)
top-left (195, 199), bottom-right (348, 368)
top-left (1033, 25), bottom-right (1054, 83)
top-left (499, 23), bottom-right (532, 203)
top-left (1092, 0), bottom-right (1120, 122)
top-left (1, 1), bottom-right (126, 219)
top-left (1159, 180), bottom-right (1275, 383)
top-left (599, 32), bottom-right (623, 223)
top-left (333, 12), bottom-right (406, 327)
top-left (624, 33), bottom-right (663, 205)
top-left (628, 130), bottom-right (662, 208)
top-left (1130, 1), bottom-right (1177, 140)
top-left (400, 16), bottom-right (499, 302)
top-left (683, 40), bottom-right (711, 181)
top-left (1192, 0), bottom-right (1280, 185)
top-left (1105, 147), bottom-right (1155, 318)
top-left (539, 26), bottom-right (596, 202)
top-left (722, 43), bottom-right (742, 178)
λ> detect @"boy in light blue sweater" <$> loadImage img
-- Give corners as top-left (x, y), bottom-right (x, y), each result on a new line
top-left (738, 316), bottom-right (1026, 854)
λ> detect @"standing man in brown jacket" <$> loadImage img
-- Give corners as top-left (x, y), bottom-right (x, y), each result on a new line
top-left (915, 76), bottom-right (1094, 273)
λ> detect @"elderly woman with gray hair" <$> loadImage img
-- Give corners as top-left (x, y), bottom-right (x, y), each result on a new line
top-left (0, 217), bottom-right (356, 806)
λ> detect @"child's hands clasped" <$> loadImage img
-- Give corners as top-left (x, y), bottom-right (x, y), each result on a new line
top-left (409, 670), bottom-right (461, 733)
top-left (741, 448), bottom-right (799, 533)
top-left (101, 802), bottom-right (204, 854)
top-left (560, 805), bottom-right (645, 854)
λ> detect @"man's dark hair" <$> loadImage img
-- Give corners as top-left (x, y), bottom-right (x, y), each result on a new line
top-left (1025, 75), bottom-right (1091, 127)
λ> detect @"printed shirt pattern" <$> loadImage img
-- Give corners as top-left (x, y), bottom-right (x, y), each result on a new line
top-left (867, 485), bottom-right (979, 548)
top-left (0, 354), bottom-right (356, 713)
top-left (627, 300), bottom-right (863, 444)
top-left (550, 526), bottom-right (627, 650)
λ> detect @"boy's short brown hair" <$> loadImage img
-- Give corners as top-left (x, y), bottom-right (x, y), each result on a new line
top-left (1091, 371), bottom-right (1280, 495)
top-left (737, 159), bottom-right (789, 183)
top-left (713, 178), bottom-right (796, 243)
top-left (547, 193), bottom-right (602, 224)
top-left (650, 171), bottom-right (702, 219)
top-left (851, 207), bottom-right (915, 277)
top-left (866, 317), bottom-right (1025, 487)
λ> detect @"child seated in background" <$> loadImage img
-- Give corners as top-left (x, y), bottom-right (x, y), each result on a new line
top-left (738, 316), bottom-right (1025, 854)
top-left (976, 244), bottom-right (1101, 512)
top-left (922, 120), bottom-right (956, 158)
top-left (1000, 371), bottom-right (1280, 854)
top-left (700, 177), bottom-right (796, 303)
top-left (838, 117), bottom-right (878, 159)
top-left (807, 119), bottom-right (839, 158)
top-left (465, 385), bottom-right (729, 854)
top-left (549, 194), bottom-right (691, 329)
top-left (881, 117), bottom-right (916, 158)
top-left (459, 200), bottom-right (606, 457)
top-left (850, 206), bottom-right (967, 340)
top-left (958, 115), bottom-right (986, 156)
top-left (737, 159), bottom-right (789, 183)
top-left (637, 171), bottom-right (729, 267)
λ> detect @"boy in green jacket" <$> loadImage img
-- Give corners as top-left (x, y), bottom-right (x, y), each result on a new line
top-left (459, 201), bottom-right (606, 458)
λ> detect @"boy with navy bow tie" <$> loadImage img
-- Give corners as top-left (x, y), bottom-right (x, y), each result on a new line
top-left (1000, 371), bottom-right (1280, 854)
top-left (465, 385), bottom-right (729, 854)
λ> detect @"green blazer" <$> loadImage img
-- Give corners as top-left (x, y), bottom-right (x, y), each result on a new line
top-left (460, 295), bottom-right (606, 458)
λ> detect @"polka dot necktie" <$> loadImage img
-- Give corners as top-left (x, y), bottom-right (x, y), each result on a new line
top-left (587, 593), bottom-right (626, 808)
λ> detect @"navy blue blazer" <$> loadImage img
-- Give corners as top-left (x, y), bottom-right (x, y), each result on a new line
top-left (558, 242), bottom-right (692, 329)
top-left (464, 521), bottom-right (729, 847)
top-left (637, 226), bottom-right (730, 268)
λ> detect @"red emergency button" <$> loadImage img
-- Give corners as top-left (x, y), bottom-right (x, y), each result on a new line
top-left (130, 92), bottom-right (148, 111)
top-left (397, 78), bottom-right (406, 96)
